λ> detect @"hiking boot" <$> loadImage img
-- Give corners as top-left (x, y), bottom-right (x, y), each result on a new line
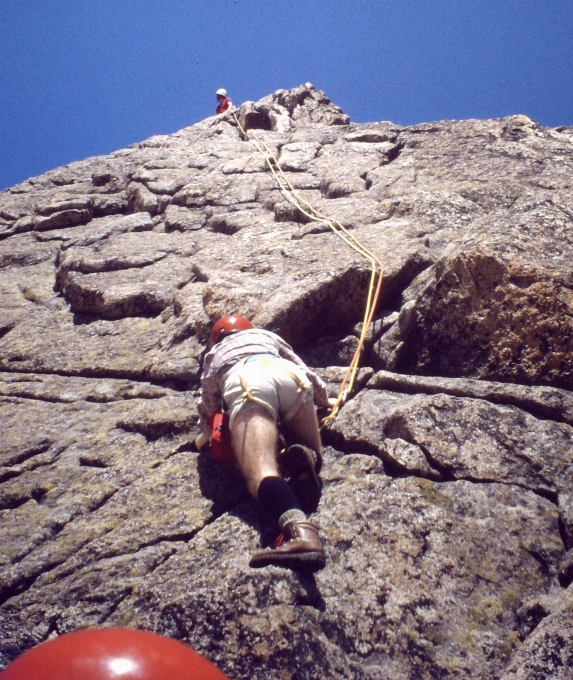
top-left (280, 444), bottom-right (322, 514)
top-left (249, 520), bottom-right (325, 571)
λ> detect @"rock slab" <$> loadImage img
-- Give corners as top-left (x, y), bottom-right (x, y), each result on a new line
top-left (1, 85), bottom-right (573, 679)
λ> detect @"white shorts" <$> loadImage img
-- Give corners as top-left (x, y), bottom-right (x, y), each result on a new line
top-left (222, 355), bottom-right (314, 428)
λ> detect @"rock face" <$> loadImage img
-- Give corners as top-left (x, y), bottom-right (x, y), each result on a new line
top-left (1, 83), bottom-right (573, 679)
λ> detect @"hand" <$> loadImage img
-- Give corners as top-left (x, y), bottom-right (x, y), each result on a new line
top-left (194, 433), bottom-right (210, 452)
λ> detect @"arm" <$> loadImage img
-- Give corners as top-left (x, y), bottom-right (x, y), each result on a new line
top-left (197, 357), bottom-right (223, 438)
top-left (194, 432), bottom-right (210, 451)
top-left (305, 371), bottom-right (329, 408)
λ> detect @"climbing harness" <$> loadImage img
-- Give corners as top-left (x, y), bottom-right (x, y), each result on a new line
top-left (237, 356), bottom-right (311, 423)
top-left (231, 113), bottom-right (385, 426)
top-left (210, 355), bottom-right (311, 464)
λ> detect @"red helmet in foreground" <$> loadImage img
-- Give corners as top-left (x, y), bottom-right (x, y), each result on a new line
top-left (0, 628), bottom-right (229, 680)
top-left (211, 315), bottom-right (253, 345)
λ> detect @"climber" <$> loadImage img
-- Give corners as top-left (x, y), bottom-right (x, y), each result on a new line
top-left (196, 315), bottom-right (329, 571)
top-left (215, 88), bottom-right (234, 115)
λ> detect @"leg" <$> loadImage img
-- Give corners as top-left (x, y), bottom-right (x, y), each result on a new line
top-left (231, 406), bottom-right (280, 498)
top-left (231, 405), bottom-right (324, 570)
top-left (279, 399), bottom-right (323, 514)
top-left (282, 399), bottom-right (322, 453)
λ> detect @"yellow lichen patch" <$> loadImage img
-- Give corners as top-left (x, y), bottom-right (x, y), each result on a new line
top-left (470, 597), bottom-right (503, 624)
top-left (412, 477), bottom-right (453, 507)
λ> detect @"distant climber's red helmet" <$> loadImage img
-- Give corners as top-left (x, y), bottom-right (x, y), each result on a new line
top-left (210, 315), bottom-right (253, 345)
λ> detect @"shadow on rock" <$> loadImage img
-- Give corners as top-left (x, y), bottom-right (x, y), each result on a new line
top-left (195, 448), bottom-right (249, 517)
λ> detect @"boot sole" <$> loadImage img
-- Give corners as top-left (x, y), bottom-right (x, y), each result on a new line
top-left (281, 445), bottom-right (322, 514)
top-left (250, 551), bottom-right (326, 571)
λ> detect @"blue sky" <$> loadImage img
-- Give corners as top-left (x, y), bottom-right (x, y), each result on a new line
top-left (1, 0), bottom-right (572, 191)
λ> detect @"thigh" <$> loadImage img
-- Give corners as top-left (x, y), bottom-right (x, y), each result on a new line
top-left (281, 398), bottom-right (322, 453)
top-left (271, 360), bottom-right (313, 422)
top-left (231, 407), bottom-right (280, 497)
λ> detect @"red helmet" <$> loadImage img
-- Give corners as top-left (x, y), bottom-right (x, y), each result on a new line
top-left (210, 315), bottom-right (253, 345)
top-left (0, 628), bottom-right (229, 680)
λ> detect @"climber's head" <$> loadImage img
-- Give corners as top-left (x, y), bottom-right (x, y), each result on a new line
top-left (210, 315), bottom-right (253, 346)
top-left (216, 88), bottom-right (227, 101)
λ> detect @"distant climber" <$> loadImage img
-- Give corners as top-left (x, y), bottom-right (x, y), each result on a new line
top-left (196, 315), bottom-right (329, 571)
top-left (215, 88), bottom-right (234, 115)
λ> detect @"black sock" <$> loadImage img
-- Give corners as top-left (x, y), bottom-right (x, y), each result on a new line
top-left (257, 476), bottom-right (301, 523)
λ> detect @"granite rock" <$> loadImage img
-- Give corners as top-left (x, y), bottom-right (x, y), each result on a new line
top-left (1, 85), bottom-right (572, 678)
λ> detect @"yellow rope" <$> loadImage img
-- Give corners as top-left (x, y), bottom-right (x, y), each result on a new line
top-left (261, 145), bottom-right (385, 423)
top-left (232, 113), bottom-right (384, 425)
top-left (190, 118), bottom-right (218, 146)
